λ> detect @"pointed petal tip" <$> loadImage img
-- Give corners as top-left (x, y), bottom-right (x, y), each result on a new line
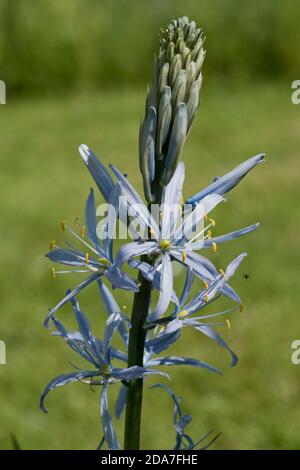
top-left (79, 144), bottom-right (90, 162)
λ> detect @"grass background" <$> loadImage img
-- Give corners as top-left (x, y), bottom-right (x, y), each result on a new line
top-left (0, 0), bottom-right (300, 450)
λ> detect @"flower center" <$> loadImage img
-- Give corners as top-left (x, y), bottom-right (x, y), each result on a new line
top-left (159, 239), bottom-right (171, 250)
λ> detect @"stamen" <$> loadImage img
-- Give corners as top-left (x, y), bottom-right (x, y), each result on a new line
top-left (181, 250), bottom-right (187, 262)
top-left (65, 225), bottom-right (98, 255)
top-left (74, 217), bottom-right (79, 228)
top-left (159, 211), bottom-right (163, 222)
top-left (204, 213), bottom-right (208, 222)
top-left (212, 242), bottom-right (217, 254)
top-left (219, 268), bottom-right (226, 278)
top-left (239, 304), bottom-right (244, 313)
top-left (202, 280), bottom-right (209, 289)
top-left (49, 240), bottom-right (56, 251)
top-left (85, 253), bottom-right (89, 264)
top-left (149, 228), bottom-right (156, 238)
top-left (61, 220), bottom-right (66, 231)
top-left (81, 225), bottom-right (86, 238)
top-left (159, 239), bottom-right (171, 250)
top-left (209, 218), bottom-right (216, 227)
top-left (207, 230), bottom-right (212, 239)
top-left (225, 319), bottom-right (231, 330)
top-left (55, 269), bottom-right (91, 274)
top-left (205, 293), bottom-right (209, 303)
top-left (51, 267), bottom-right (56, 279)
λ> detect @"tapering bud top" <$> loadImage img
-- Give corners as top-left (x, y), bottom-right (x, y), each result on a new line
top-left (139, 17), bottom-right (205, 202)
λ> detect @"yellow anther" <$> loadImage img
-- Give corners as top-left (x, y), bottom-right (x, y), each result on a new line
top-left (207, 230), bottom-right (212, 239)
top-left (85, 253), bottom-right (89, 264)
top-left (219, 268), bottom-right (226, 278)
top-left (159, 211), bottom-right (163, 222)
top-left (178, 310), bottom-right (188, 318)
top-left (204, 213), bottom-right (208, 222)
top-left (51, 267), bottom-right (56, 279)
top-left (202, 280), bottom-right (209, 290)
top-left (149, 228), bottom-right (156, 238)
top-left (239, 304), bottom-right (244, 313)
top-left (205, 293), bottom-right (209, 303)
top-left (122, 305), bottom-right (127, 311)
top-left (212, 242), bottom-right (218, 254)
top-left (49, 240), bottom-right (56, 251)
top-left (159, 239), bottom-right (171, 250)
top-left (225, 319), bottom-right (231, 330)
top-left (181, 250), bottom-right (187, 262)
top-left (81, 225), bottom-right (86, 238)
top-left (61, 220), bottom-right (66, 231)
top-left (209, 218), bottom-right (216, 227)
top-left (74, 217), bottom-right (79, 228)
top-left (159, 325), bottom-right (166, 333)
top-left (180, 194), bottom-right (184, 207)
top-left (98, 258), bottom-right (110, 266)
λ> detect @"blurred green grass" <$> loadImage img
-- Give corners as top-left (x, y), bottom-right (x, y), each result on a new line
top-left (0, 78), bottom-right (300, 449)
top-left (1, 0), bottom-right (300, 96)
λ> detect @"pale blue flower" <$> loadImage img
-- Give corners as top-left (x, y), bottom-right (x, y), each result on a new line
top-left (40, 294), bottom-right (166, 449)
top-left (110, 161), bottom-right (259, 320)
top-left (45, 187), bottom-right (138, 327)
top-left (186, 153), bottom-right (265, 206)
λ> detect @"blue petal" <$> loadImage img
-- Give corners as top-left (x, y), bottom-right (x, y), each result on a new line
top-left (105, 266), bottom-right (139, 292)
top-left (44, 272), bottom-right (102, 328)
top-left (109, 163), bottom-right (160, 237)
top-left (100, 381), bottom-right (120, 450)
top-left (179, 269), bottom-right (195, 306)
top-left (115, 384), bottom-right (128, 420)
top-left (114, 241), bottom-right (157, 269)
top-left (111, 366), bottom-right (169, 381)
top-left (186, 154), bottom-right (265, 205)
top-left (192, 323), bottom-right (238, 367)
top-left (70, 296), bottom-right (104, 366)
top-left (191, 223), bottom-right (259, 249)
top-left (46, 248), bottom-right (86, 266)
top-left (145, 329), bottom-right (181, 355)
top-left (148, 356), bottom-right (222, 375)
top-left (225, 252), bottom-right (247, 278)
top-left (150, 384), bottom-right (193, 450)
top-left (148, 254), bottom-right (173, 322)
top-left (103, 184), bottom-right (121, 260)
top-left (52, 316), bottom-right (99, 367)
top-left (85, 188), bottom-right (106, 256)
top-left (79, 145), bottom-right (115, 201)
top-left (129, 259), bottom-right (161, 289)
top-left (161, 162), bottom-right (185, 239)
top-left (103, 312), bottom-right (122, 364)
top-left (129, 259), bottom-right (179, 307)
top-left (170, 249), bottom-right (217, 281)
top-left (40, 370), bottom-right (100, 413)
top-left (221, 283), bottom-right (242, 305)
top-left (97, 279), bottom-right (128, 345)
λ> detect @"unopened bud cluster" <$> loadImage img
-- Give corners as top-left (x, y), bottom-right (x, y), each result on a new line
top-left (139, 16), bottom-right (205, 202)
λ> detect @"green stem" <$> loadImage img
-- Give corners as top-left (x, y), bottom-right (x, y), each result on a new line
top-left (123, 265), bottom-right (152, 450)
top-left (124, 185), bottom-right (162, 450)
